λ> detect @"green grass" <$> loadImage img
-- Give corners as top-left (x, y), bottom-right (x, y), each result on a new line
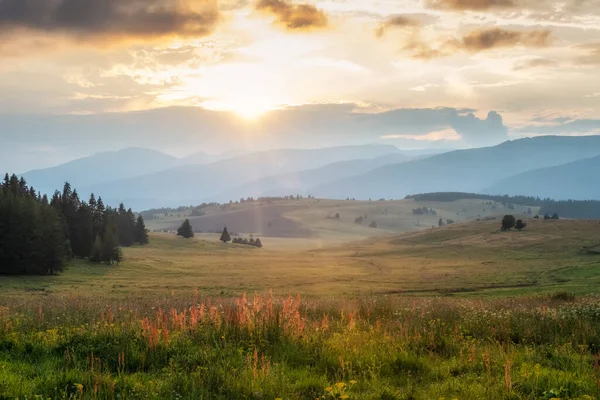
top-left (0, 294), bottom-right (599, 399)
top-left (1, 218), bottom-right (600, 398)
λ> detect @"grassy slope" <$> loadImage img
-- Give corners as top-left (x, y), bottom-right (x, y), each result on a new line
top-left (146, 198), bottom-right (537, 244)
top-left (1, 219), bottom-right (598, 299)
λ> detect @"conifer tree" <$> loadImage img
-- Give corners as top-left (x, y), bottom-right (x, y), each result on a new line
top-left (134, 215), bottom-right (149, 244)
top-left (177, 219), bottom-right (194, 238)
top-left (220, 226), bottom-right (231, 243)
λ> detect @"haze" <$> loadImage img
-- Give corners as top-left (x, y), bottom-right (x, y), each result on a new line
top-left (2, 0), bottom-right (600, 173)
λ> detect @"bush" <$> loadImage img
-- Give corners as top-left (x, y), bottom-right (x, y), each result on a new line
top-left (550, 291), bottom-right (575, 301)
top-left (501, 215), bottom-right (516, 231)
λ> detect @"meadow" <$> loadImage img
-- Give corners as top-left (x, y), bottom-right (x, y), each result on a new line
top-left (1, 214), bottom-right (600, 399)
top-left (1, 293), bottom-right (599, 399)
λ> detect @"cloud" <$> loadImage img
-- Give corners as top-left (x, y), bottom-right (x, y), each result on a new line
top-left (255, 0), bottom-right (328, 30)
top-left (424, 0), bottom-right (515, 11)
top-left (382, 128), bottom-right (462, 142)
top-left (513, 57), bottom-right (558, 70)
top-left (461, 28), bottom-right (551, 51)
top-left (375, 15), bottom-right (420, 38)
top-left (576, 43), bottom-right (600, 64)
top-left (405, 28), bottom-right (552, 59)
top-left (0, 105), bottom-right (510, 172)
top-left (0, 0), bottom-right (219, 42)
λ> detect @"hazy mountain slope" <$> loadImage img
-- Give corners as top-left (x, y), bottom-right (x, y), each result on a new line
top-left (484, 155), bottom-right (600, 200)
top-left (181, 151), bottom-right (222, 165)
top-left (82, 144), bottom-right (402, 209)
top-left (23, 147), bottom-right (182, 195)
top-left (311, 136), bottom-right (600, 200)
top-left (213, 153), bottom-right (413, 201)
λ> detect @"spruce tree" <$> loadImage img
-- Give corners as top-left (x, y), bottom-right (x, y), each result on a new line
top-left (134, 215), bottom-right (149, 244)
top-left (220, 226), bottom-right (231, 243)
top-left (177, 219), bottom-right (194, 239)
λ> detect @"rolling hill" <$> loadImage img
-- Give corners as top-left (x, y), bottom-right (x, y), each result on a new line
top-left (311, 135), bottom-right (600, 200)
top-left (484, 155), bottom-right (600, 200)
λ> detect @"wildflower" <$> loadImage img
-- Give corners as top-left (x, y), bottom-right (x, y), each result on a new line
top-left (341, 396), bottom-right (349, 400)
top-left (335, 382), bottom-right (346, 389)
top-left (325, 387), bottom-right (333, 393)
top-left (349, 380), bottom-right (357, 385)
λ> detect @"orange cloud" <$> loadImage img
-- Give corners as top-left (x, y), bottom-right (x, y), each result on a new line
top-left (375, 15), bottom-right (421, 38)
top-left (255, 0), bottom-right (328, 30)
top-left (425, 0), bottom-right (516, 11)
top-left (405, 28), bottom-right (552, 60)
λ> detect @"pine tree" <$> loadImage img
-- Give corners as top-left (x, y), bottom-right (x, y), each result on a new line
top-left (177, 219), bottom-right (194, 239)
top-left (134, 215), bottom-right (149, 244)
top-left (113, 247), bottom-right (124, 265)
top-left (90, 236), bottom-right (103, 262)
top-left (220, 226), bottom-right (231, 243)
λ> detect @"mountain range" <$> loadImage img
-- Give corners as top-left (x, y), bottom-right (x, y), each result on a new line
top-left (18, 136), bottom-right (600, 210)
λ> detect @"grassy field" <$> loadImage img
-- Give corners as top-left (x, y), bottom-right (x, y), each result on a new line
top-left (1, 215), bottom-right (600, 399)
top-left (146, 198), bottom-right (537, 244)
top-left (2, 218), bottom-right (598, 298)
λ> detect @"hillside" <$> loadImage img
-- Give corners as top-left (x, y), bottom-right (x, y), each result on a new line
top-left (146, 197), bottom-right (537, 244)
top-left (312, 135), bottom-right (600, 200)
top-left (485, 155), bottom-right (600, 200)
top-left (2, 218), bottom-right (598, 297)
top-left (83, 144), bottom-right (403, 209)
top-left (23, 147), bottom-right (182, 195)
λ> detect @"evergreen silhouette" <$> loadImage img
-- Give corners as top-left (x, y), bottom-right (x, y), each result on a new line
top-left (0, 173), bottom-right (148, 275)
top-left (220, 226), bottom-right (231, 243)
top-left (177, 219), bottom-right (195, 238)
top-left (134, 215), bottom-right (149, 244)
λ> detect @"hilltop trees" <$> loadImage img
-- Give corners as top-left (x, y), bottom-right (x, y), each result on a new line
top-left (220, 226), bottom-right (231, 243)
top-left (177, 219), bottom-right (195, 239)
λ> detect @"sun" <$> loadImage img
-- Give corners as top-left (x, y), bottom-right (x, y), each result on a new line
top-left (201, 97), bottom-right (276, 120)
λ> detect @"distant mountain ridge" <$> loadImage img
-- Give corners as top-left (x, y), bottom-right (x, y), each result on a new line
top-left (17, 136), bottom-right (600, 210)
top-left (77, 144), bottom-right (405, 209)
top-left (484, 155), bottom-right (600, 200)
top-left (310, 135), bottom-right (600, 201)
top-left (23, 147), bottom-right (182, 196)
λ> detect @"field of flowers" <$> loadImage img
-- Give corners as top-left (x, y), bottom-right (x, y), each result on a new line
top-left (1, 292), bottom-right (599, 399)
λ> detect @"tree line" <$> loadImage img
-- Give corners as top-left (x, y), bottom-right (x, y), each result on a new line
top-left (0, 174), bottom-right (148, 275)
top-left (406, 192), bottom-right (600, 219)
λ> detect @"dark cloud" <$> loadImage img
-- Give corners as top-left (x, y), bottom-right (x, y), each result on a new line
top-left (461, 28), bottom-right (551, 51)
top-left (255, 0), bottom-right (328, 30)
top-left (425, 0), bottom-right (515, 11)
top-left (375, 15), bottom-right (420, 38)
top-left (513, 57), bottom-right (557, 70)
top-left (405, 28), bottom-right (552, 59)
top-left (0, 0), bottom-right (219, 41)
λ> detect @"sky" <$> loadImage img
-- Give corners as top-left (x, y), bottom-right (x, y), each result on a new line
top-left (1, 0), bottom-right (600, 172)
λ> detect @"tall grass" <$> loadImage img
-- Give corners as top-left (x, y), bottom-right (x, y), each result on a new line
top-left (1, 293), bottom-right (599, 399)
